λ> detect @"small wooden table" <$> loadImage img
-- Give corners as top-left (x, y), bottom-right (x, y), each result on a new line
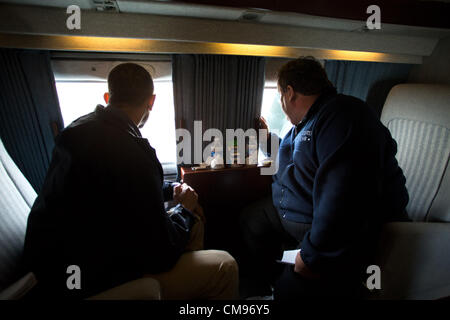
top-left (180, 165), bottom-right (273, 252)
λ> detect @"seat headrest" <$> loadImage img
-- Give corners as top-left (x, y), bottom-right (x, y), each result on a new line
top-left (380, 84), bottom-right (450, 222)
top-left (0, 138), bottom-right (37, 292)
top-left (381, 84), bottom-right (450, 129)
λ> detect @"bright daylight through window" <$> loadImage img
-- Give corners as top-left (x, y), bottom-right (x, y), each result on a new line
top-left (53, 60), bottom-right (177, 173)
top-left (260, 86), bottom-right (291, 139)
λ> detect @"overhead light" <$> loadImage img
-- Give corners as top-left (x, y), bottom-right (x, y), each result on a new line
top-left (239, 9), bottom-right (268, 22)
top-left (92, 0), bottom-right (119, 12)
top-left (0, 33), bottom-right (422, 64)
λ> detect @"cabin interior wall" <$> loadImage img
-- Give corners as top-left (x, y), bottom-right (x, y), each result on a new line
top-left (408, 36), bottom-right (450, 86)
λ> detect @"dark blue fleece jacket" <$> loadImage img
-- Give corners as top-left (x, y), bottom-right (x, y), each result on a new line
top-left (272, 88), bottom-right (409, 277)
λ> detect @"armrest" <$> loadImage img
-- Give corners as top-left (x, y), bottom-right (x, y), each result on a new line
top-left (0, 272), bottom-right (37, 300)
top-left (87, 277), bottom-right (161, 300)
top-left (373, 222), bottom-right (450, 299)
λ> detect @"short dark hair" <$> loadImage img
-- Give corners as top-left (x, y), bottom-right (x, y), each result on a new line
top-left (107, 63), bottom-right (154, 107)
top-left (277, 56), bottom-right (333, 96)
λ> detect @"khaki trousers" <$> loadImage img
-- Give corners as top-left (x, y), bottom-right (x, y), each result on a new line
top-left (145, 210), bottom-right (239, 300)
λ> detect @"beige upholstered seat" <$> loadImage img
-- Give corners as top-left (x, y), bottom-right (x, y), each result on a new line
top-left (373, 84), bottom-right (450, 299)
top-left (87, 277), bottom-right (161, 300)
top-left (0, 138), bottom-right (161, 300)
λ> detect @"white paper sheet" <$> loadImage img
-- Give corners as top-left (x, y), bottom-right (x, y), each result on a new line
top-left (277, 249), bottom-right (301, 265)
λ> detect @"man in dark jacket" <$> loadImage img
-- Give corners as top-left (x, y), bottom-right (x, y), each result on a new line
top-left (24, 63), bottom-right (238, 299)
top-left (239, 57), bottom-right (409, 299)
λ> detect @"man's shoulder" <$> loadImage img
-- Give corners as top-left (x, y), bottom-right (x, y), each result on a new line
top-left (317, 93), bottom-right (375, 124)
top-left (311, 94), bottom-right (381, 141)
top-left (64, 112), bottom-right (103, 134)
top-left (56, 111), bottom-right (122, 157)
top-left (61, 111), bottom-right (123, 141)
top-left (327, 94), bottom-right (366, 112)
top-left (335, 93), bottom-right (365, 104)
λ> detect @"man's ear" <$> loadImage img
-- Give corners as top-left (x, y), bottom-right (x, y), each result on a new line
top-left (148, 94), bottom-right (156, 111)
top-left (286, 85), bottom-right (296, 102)
top-left (103, 92), bottom-right (110, 104)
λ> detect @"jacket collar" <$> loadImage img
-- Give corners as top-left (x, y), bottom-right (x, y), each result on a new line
top-left (293, 86), bottom-right (338, 133)
top-left (95, 104), bottom-right (142, 138)
top-left (300, 86), bottom-right (337, 125)
top-left (95, 104), bottom-right (163, 180)
top-left (292, 86), bottom-right (338, 140)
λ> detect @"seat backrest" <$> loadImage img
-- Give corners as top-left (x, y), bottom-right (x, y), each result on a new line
top-left (0, 138), bottom-right (37, 292)
top-left (381, 84), bottom-right (450, 222)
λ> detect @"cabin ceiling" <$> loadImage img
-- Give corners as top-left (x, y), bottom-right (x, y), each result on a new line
top-left (1, 0), bottom-right (450, 37)
top-left (0, 0), bottom-right (449, 63)
top-left (174, 0), bottom-right (450, 29)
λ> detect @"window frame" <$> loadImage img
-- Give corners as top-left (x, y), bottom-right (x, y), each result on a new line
top-left (52, 55), bottom-right (177, 177)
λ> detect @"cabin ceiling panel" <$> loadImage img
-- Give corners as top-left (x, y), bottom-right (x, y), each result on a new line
top-left (174, 0), bottom-right (450, 29)
top-left (1, 0), bottom-right (450, 38)
top-left (116, 0), bottom-right (244, 20)
top-left (0, 0), bottom-right (95, 9)
top-left (0, 3), bottom-right (438, 59)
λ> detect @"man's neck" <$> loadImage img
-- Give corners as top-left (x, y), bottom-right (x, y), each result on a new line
top-left (110, 104), bottom-right (142, 127)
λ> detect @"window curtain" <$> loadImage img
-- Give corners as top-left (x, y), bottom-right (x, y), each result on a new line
top-left (172, 54), bottom-right (265, 166)
top-left (324, 60), bottom-right (412, 116)
top-left (0, 49), bottom-right (63, 192)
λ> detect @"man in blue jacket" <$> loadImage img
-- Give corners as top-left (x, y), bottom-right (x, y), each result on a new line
top-left (24, 63), bottom-right (238, 299)
top-left (239, 57), bottom-right (409, 299)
